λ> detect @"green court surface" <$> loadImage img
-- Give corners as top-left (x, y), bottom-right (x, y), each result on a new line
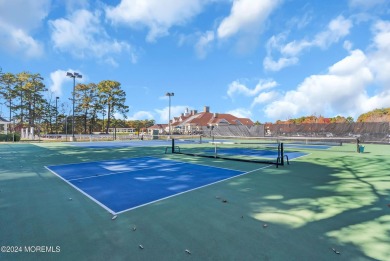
top-left (0, 141), bottom-right (389, 260)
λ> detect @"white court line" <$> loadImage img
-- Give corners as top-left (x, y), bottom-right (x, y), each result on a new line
top-left (163, 156), bottom-right (248, 173)
top-left (47, 155), bottom-right (162, 168)
top-left (46, 156), bottom-right (273, 215)
top-left (115, 164), bottom-right (272, 215)
top-left (44, 166), bottom-right (116, 215)
top-left (67, 161), bottom-right (187, 182)
top-left (44, 157), bottom-right (186, 214)
top-left (289, 153), bottom-right (311, 161)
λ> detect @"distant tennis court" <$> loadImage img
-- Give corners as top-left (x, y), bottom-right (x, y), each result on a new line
top-left (46, 157), bottom-right (256, 214)
top-left (69, 139), bottom-right (198, 148)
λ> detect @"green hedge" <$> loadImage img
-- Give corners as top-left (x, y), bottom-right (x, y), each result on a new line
top-left (0, 133), bottom-right (21, 142)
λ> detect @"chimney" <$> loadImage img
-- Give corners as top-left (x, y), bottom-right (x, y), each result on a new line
top-left (191, 110), bottom-right (194, 115)
top-left (181, 113), bottom-right (184, 117)
top-left (214, 113), bottom-right (218, 118)
top-left (194, 110), bottom-right (197, 114)
top-left (204, 106), bottom-right (210, 113)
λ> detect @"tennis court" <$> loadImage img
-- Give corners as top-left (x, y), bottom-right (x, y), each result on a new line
top-left (1, 139), bottom-right (389, 260)
top-left (69, 138), bottom-right (198, 148)
top-left (46, 157), bottom-right (253, 214)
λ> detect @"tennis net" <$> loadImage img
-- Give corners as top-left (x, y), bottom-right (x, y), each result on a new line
top-left (171, 138), bottom-right (285, 167)
top-left (205, 135), bottom-right (358, 147)
top-left (144, 134), bottom-right (203, 143)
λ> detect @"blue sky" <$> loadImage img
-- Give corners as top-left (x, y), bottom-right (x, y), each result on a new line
top-left (0, 0), bottom-right (389, 123)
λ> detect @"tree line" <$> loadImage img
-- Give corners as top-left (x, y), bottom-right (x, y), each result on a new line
top-left (0, 68), bottom-right (155, 135)
top-left (275, 115), bottom-right (354, 124)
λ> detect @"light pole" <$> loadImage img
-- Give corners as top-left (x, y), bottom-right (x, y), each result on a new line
top-left (166, 92), bottom-right (174, 136)
top-left (66, 72), bottom-right (82, 141)
top-left (55, 96), bottom-right (59, 138)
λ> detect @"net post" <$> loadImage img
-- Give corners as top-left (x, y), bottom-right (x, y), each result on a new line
top-left (172, 139), bottom-right (175, 153)
top-left (280, 142), bottom-right (284, 166)
top-left (356, 138), bottom-right (360, 153)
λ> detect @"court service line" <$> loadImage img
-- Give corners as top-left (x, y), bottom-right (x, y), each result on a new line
top-left (66, 161), bottom-right (188, 182)
top-left (44, 166), bottom-right (116, 215)
top-left (115, 164), bottom-right (272, 215)
top-left (47, 155), bottom-right (162, 168)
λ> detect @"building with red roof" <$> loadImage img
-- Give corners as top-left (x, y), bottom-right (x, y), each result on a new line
top-left (168, 106), bottom-right (254, 134)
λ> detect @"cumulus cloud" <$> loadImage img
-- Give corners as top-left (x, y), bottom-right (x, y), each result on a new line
top-left (195, 31), bottom-right (215, 59)
top-left (217, 0), bottom-right (281, 39)
top-left (265, 51), bottom-right (373, 119)
top-left (226, 108), bottom-right (252, 119)
top-left (227, 80), bottom-right (278, 98)
top-left (264, 16), bottom-right (353, 71)
top-left (49, 9), bottom-right (136, 64)
top-left (127, 111), bottom-right (154, 120)
top-left (264, 43), bottom-right (390, 121)
top-left (368, 20), bottom-right (390, 84)
top-left (105, 0), bottom-right (206, 42)
top-left (176, 0), bottom-right (281, 58)
top-left (251, 91), bottom-right (279, 107)
top-left (0, 0), bottom-right (50, 31)
top-left (155, 106), bottom-right (191, 123)
top-left (231, 20), bottom-right (390, 122)
top-left (0, 27), bottom-right (44, 58)
top-left (0, 0), bottom-right (49, 57)
top-left (49, 69), bottom-right (84, 97)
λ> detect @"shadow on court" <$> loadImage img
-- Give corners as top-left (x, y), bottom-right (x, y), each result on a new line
top-left (0, 142), bottom-right (389, 260)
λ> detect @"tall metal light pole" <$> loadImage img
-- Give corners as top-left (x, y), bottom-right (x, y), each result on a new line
top-left (55, 96), bottom-right (59, 138)
top-left (165, 92), bottom-right (174, 136)
top-left (66, 72), bottom-right (82, 141)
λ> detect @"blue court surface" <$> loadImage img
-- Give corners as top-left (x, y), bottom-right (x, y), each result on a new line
top-left (284, 144), bottom-right (332, 150)
top-left (206, 148), bottom-right (279, 158)
top-left (46, 157), bottom-right (251, 214)
top-left (70, 139), bottom-right (198, 148)
top-left (205, 148), bottom-right (306, 160)
top-left (208, 140), bottom-right (333, 150)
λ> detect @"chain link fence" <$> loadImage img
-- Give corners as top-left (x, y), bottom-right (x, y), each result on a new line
top-left (201, 123), bottom-right (389, 144)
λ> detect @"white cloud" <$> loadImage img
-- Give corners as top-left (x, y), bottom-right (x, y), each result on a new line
top-left (0, 27), bottom-right (44, 58)
top-left (227, 80), bottom-right (277, 98)
top-left (263, 56), bottom-right (298, 72)
top-left (127, 111), bottom-right (154, 120)
top-left (368, 20), bottom-right (390, 84)
top-left (105, 0), bottom-right (207, 42)
top-left (261, 20), bottom-right (390, 121)
top-left (195, 31), bottom-right (215, 59)
top-left (63, 0), bottom-right (90, 13)
top-left (226, 108), bottom-right (252, 119)
top-left (262, 46), bottom-right (390, 120)
top-left (49, 69), bottom-right (84, 98)
top-left (264, 100), bottom-right (300, 121)
top-left (49, 9), bottom-right (136, 64)
top-left (0, 0), bottom-right (49, 58)
top-left (178, 0), bottom-right (281, 58)
top-left (251, 91), bottom-right (279, 107)
top-left (0, 0), bottom-right (50, 31)
top-left (155, 106), bottom-right (191, 123)
top-left (313, 16), bottom-right (353, 49)
top-left (363, 90), bottom-right (390, 111)
top-left (217, 0), bottom-right (281, 39)
top-left (343, 40), bottom-right (353, 51)
top-left (264, 16), bottom-right (353, 71)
